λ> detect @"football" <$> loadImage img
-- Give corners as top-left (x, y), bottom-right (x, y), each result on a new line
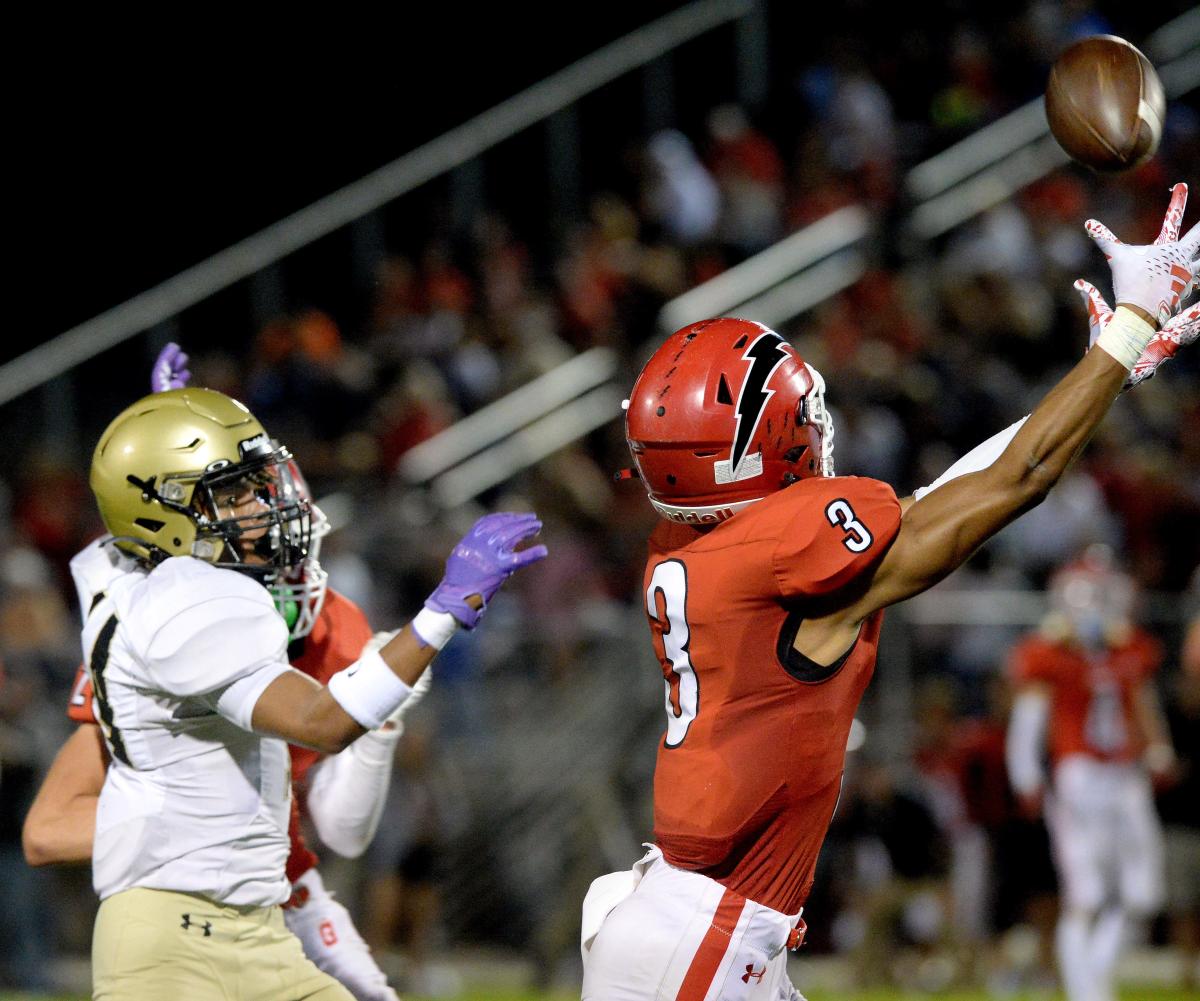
top-left (1045, 34), bottom-right (1165, 172)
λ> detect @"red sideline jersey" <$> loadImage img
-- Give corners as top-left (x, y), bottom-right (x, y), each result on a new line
top-left (645, 475), bottom-right (901, 915)
top-left (67, 587), bottom-right (374, 885)
top-left (1007, 629), bottom-right (1162, 766)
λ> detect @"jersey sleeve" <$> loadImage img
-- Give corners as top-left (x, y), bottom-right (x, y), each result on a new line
top-left (1008, 637), bottom-right (1056, 687)
top-left (125, 559), bottom-right (291, 697)
top-left (320, 590), bottom-right (375, 682)
top-left (66, 664), bottom-right (97, 723)
top-left (771, 476), bottom-right (902, 599)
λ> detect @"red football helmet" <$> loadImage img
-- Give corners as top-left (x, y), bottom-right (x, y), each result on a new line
top-left (624, 317), bottom-right (834, 524)
top-left (1046, 544), bottom-right (1136, 648)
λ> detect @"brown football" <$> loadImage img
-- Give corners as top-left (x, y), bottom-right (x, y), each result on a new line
top-left (1045, 35), bottom-right (1165, 172)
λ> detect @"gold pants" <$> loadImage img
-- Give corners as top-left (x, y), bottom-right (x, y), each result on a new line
top-left (93, 886), bottom-right (354, 1001)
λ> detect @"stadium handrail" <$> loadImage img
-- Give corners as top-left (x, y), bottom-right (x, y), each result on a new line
top-left (397, 347), bottom-right (618, 485)
top-left (907, 43), bottom-right (1200, 240)
top-left (905, 8), bottom-right (1200, 204)
top-left (656, 205), bottom-right (872, 333)
top-left (399, 23), bottom-right (1198, 500)
top-left (0, 0), bottom-right (752, 409)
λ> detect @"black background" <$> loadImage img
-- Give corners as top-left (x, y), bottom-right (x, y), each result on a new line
top-left (12, 5), bottom-right (692, 360)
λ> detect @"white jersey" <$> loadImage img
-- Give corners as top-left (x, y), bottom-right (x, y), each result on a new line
top-left (70, 538), bottom-right (295, 906)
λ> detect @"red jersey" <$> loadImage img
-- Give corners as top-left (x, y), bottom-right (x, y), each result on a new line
top-left (67, 587), bottom-right (374, 885)
top-left (1007, 629), bottom-right (1161, 765)
top-left (645, 476), bottom-right (901, 914)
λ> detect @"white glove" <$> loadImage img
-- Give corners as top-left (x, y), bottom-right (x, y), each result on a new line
top-left (1077, 279), bottom-right (1200, 389)
top-left (1086, 182), bottom-right (1198, 327)
top-left (283, 869), bottom-right (400, 1001)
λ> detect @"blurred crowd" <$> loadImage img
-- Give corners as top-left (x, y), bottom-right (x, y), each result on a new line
top-left (2, 0), bottom-right (1199, 993)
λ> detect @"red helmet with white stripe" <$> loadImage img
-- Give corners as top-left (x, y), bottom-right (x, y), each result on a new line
top-left (624, 317), bottom-right (834, 524)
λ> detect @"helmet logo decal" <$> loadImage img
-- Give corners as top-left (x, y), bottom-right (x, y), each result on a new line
top-left (722, 333), bottom-right (790, 481)
top-left (238, 432), bottom-right (272, 457)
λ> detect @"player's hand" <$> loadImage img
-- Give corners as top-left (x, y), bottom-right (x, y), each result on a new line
top-left (1145, 741), bottom-right (1178, 794)
top-left (1016, 789), bottom-right (1044, 821)
top-left (1085, 182), bottom-right (1198, 327)
top-left (425, 512), bottom-right (548, 629)
top-left (1076, 279), bottom-right (1200, 389)
top-left (150, 342), bottom-right (191, 392)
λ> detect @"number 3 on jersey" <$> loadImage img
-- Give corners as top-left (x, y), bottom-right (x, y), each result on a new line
top-left (646, 560), bottom-right (698, 747)
top-left (826, 498), bottom-right (873, 553)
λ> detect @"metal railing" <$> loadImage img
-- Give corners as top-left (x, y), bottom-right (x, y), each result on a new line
top-left (400, 14), bottom-right (1199, 507)
top-left (5, 5), bottom-right (1197, 509)
top-left (0, 0), bottom-right (753, 409)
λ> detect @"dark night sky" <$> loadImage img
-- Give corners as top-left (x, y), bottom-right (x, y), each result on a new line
top-left (13, 6), bottom-right (691, 361)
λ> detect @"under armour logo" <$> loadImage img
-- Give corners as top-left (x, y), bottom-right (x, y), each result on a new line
top-left (181, 913), bottom-right (213, 937)
top-left (742, 963), bottom-right (766, 984)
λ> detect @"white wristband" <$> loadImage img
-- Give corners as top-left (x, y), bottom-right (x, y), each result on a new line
top-left (412, 607), bottom-right (459, 650)
top-left (327, 649), bottom-right (413, 729)
top-left (1095, 306), bottom-right (1156, 370)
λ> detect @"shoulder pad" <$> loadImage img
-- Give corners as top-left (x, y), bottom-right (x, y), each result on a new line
top-left (120, 558), bottom-right (289, 696)
top-left (69, 537), bottom-right (136, 618)
top-left (768, 476), bottom-right (901, 599)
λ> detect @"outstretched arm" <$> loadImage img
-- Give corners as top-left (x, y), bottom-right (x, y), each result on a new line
top-left (250, 623), bottom-right (435, 754)
top-left (841, 185), bottom-right (1197, 622)
top-left (851, 341), bottom-right (1128, 614)
top-left (22, 724), bottom-right (107, 866)
top-left (250, 513), bottom-right (547, 754)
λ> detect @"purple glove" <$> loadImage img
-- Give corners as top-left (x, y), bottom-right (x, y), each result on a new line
top-left (426, 512), bottom-right (548, 629)
top-left (151, 342), bottom-right (191, 392)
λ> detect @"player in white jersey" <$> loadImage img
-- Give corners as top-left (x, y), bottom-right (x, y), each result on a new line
top-left (25, 344), bottom-right (407, 1001)
top-left (74, 386), bottom-right (546, 1001)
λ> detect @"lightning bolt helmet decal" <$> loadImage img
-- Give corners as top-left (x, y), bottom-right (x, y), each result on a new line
top-left (622, 317), bottom-right (835, 525)
top-left (730, 333), bottom-right (791, 477)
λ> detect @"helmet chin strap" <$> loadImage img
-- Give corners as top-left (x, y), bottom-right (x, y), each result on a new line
top-left (803, 363), bottom-right (835, 477)
top-left (649, 495), bottom-right (763, 525)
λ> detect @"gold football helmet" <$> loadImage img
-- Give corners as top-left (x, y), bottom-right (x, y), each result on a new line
top-left (90, 388), bottom-right (314, 594)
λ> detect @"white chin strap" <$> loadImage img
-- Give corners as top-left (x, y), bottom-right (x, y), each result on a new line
top-left (804, 363), bottom-right (835, 477)
top-left (649, 496), bottom-right (763, 525)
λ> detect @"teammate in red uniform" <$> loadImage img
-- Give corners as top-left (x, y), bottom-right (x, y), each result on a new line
top-left (22, 346), bottom-right (407, 1001)
top-left (580, 184), bottom-right (1197, 1000)
top-left (1006, 548), bottom-right (1172, 1001)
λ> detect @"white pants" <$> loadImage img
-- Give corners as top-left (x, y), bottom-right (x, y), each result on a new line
top-left (581, 847), bottom-right (804, 1001)
top-left (1047, 756), bottom-right (1164, 915)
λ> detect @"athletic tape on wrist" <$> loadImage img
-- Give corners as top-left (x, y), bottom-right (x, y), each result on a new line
top-left (1095, 306), bottom-right (1156, 370)
top-left (327, 649), bottom-right (413, 730)
top-left (412, 607), bottom-right (459, 650)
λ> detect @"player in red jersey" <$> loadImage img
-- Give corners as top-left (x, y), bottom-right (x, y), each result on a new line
top-left (1006, 547), bottom-right (1172, 1001)
top-left (580, 184), bottom-right (1198, 1000)
top-left (22, 346), bottom-right (407, 1001)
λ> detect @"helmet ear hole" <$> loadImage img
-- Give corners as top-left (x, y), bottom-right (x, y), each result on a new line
top-left (134, 518), bottom-right (165, 533)
top-left (716, 374), bottom-right (733, 405)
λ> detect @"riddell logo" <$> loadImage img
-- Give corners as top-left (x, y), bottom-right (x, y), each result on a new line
top-left (667, 508), bottom-right (733, 525)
